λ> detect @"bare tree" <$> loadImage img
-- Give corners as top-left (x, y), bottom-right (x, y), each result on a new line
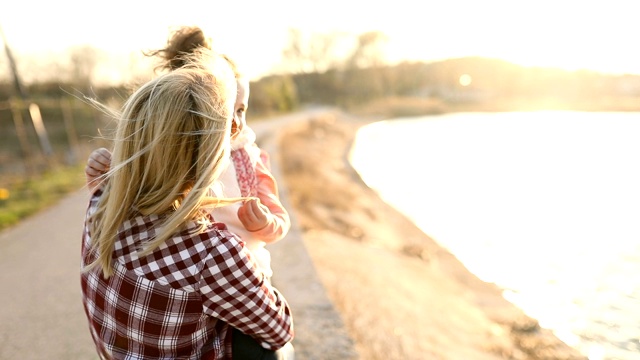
top-left (0, 25), bottom-right (28, 97)
top-left (69, 45), bottom-right (100, 90)
top-left (347, 31), bottom-right (388, 69)
top-left (280, 28), bottom-right (346, 74)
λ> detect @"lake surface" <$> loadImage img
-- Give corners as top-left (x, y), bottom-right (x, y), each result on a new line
top-left (349, 111), bottom-right (640, 360)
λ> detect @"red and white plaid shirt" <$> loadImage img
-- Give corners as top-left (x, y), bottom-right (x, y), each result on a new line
top-left (81, 190), bottom-right (294, 359)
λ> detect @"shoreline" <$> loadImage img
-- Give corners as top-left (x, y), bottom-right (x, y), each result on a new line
top-left (276, 110), bottom-right (587, 360)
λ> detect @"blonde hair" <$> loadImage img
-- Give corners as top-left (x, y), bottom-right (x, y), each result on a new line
top-left (85, 49), bottom-right (245, 278)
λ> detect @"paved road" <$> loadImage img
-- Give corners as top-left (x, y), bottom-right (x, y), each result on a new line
top-left (0, 108), bottom-right (356, 360)
top-left (0, 190), bottom-right (99, 360)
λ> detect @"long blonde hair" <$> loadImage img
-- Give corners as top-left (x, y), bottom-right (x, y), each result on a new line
top-left (85, 49), bottom-right (243, 278)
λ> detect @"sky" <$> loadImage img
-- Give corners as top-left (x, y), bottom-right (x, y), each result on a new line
top-left (1, 0), bottom-right (640, 85)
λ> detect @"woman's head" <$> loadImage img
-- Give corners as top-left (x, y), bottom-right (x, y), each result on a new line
top-left (116, 55), bottom-right (235, 208)
top-left (87, 49), bottom-right (238, 277)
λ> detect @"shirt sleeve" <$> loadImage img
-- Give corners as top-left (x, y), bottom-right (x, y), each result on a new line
top-left (250, 148), bottom-right (292, 243)
top-left (198, 231), bottom-right (294, 350)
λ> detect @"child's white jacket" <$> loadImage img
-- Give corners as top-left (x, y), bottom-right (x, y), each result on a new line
top-left (209, 127), bottom-right (290, 278)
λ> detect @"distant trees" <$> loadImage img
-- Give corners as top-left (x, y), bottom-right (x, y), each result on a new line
top-left (280, 28), bottom-right (346, 74)
top-left (3, 28), bottom-right (640, 118)
top-left (346, 31), bottom-right (388, 69)
top-left (273, 26), bottom-right (640, 113)
top-left (69, 45), bottom-right (101, 92)
top-left (269, 28), bottom-right (392, 109)
top-left (248, 75), bottom-right (298, 114)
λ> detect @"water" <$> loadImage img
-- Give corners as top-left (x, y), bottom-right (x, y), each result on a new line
top-left (349, 111), bottom-right (640, 360)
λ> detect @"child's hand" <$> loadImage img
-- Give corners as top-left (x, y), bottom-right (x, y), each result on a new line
top-left (85, 148), bottom-right (112, 190)
top-left (237, 198), bottom-right (271, 232)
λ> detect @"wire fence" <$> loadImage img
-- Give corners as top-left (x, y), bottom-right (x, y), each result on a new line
top-left (0, 96), bottom-right (114, 185)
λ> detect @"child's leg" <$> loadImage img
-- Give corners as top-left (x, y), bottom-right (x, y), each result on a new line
top-left (232, 328), bottom-right (294, 360)
top-left (232, 328), bottom-right (273, 360)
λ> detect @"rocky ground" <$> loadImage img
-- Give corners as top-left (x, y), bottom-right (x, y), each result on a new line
top-left (276, 110), bottom-right (588, 360)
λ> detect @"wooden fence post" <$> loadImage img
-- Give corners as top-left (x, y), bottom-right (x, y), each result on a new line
top-left (61, 98), bottom-right (80, 163)
top-left (28, 102), bottom-right (54, 157)
top-left (9, 99), bottom-right (34, 175)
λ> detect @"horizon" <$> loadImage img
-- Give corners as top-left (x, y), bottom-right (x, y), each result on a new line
top-left (2, 0), bottom-right (640, 85)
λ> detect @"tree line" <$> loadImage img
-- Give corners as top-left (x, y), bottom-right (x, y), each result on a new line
top-left (2, 28), bottom-right (640, 178)
top-left (3, 28), bottom-right (640, 116)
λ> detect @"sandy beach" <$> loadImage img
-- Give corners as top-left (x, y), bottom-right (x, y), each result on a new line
top-left (275, 110), bottom-right (588, 360)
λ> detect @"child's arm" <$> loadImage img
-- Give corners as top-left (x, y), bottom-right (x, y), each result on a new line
top-left (85, 148), bottom-right (111, 193)
top-left (237, 149), bottom-right (291, 243)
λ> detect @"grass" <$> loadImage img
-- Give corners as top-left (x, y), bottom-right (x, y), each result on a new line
top-left (0, 164), bottom-right (87, 231)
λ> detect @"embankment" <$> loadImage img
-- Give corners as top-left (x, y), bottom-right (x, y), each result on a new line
top-left (270, 110), bottom-right (587, 360)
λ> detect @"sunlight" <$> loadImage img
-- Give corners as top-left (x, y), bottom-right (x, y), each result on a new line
top-left (3, 0), bottom-right (640, 82)
top-left (458, 74), bottom-right (472, 86)
top-left (382, 0), bottom-right (640, 76)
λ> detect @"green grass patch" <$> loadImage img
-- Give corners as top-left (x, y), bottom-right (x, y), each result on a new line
top-left (0, 164), bottom-right (87, 231)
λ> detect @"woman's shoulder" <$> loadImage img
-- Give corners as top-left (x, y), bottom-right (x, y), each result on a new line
top-left (200, 222), bottom-right (245, 255)
top-left (178, 220), bottom-right (245, 258)
top-left (117, 220), bottom-right (245, 290)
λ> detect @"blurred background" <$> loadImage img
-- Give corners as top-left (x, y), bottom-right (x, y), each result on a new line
top-left (2, 0), bottom-right (640, 187)
top-left (1, 1), bottom-right (639, 359)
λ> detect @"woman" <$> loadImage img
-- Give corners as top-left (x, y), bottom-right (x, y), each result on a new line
top-left (80, 49), bottom-right (293, 359)
top-left (86, 25), bottom-right (291, 281)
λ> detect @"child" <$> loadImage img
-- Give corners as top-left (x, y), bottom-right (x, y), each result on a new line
top-left (81, 50), bottom-right (294, 359)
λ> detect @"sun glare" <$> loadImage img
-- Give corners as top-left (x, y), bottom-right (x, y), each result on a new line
top-left (381, 1), bottom-right (640, 76)
top-left (459, 74), bottom-right (472, 86)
